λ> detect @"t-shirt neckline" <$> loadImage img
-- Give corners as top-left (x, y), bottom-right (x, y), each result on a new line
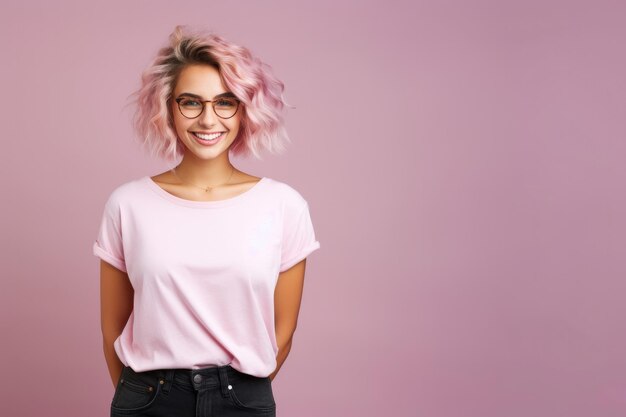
top-left (143, 175), bottom-right (268, 208)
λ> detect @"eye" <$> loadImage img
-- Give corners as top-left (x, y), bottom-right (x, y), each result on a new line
top-left (180, 99), bottom-right (201, 107)
top-left (215, 99), bottom-right (236, 108)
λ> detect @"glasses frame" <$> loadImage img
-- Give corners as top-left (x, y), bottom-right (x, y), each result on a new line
top-left (174, 96), bottom-right (241, 120)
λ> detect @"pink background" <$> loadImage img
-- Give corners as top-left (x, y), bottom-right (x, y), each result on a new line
top-left (1, 1), bottom-right (625, 416)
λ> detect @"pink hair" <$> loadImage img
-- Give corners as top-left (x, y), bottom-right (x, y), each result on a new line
top-left (125, 25), bottom-right (293, 162)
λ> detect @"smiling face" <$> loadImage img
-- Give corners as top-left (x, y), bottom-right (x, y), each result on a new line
top-left (170, 64), bottom-right (242, 161)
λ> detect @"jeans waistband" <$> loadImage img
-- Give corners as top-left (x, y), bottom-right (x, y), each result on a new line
top-left (123, 364), bottom-right (244, 396)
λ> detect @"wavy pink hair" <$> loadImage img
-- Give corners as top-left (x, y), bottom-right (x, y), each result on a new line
top-left (125, 25), bottom-right (293, 162)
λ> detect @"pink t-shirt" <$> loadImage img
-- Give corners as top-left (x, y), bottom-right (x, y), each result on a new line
top-left (93, 175), bottom-right (320, 377)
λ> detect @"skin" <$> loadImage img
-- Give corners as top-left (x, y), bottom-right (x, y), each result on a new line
top-left (101, 63), bottom-right (307, 387)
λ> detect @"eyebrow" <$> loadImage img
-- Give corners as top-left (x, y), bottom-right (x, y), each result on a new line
top-left (177, 92), bottom-right (237, 100)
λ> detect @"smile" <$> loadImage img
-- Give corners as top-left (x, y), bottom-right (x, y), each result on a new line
top-left (191, 131), bottom-right (226, 147)
top-left (192, 132), bottom-right (225, 141)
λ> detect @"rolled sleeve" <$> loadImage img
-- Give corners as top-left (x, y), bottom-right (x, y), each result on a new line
top-left (279, 201), bottom-right (320, 272)
top-left (93, 193), bottom-right (127, 273)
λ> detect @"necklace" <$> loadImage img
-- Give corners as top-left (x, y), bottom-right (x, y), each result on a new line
top-left (169, 165), bottom-right (236, 193)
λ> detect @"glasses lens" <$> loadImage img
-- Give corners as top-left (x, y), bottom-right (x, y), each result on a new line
top-left (179, 98), bottom-right (203, 118)
top-left (214, 98), bottom-right (238, 118)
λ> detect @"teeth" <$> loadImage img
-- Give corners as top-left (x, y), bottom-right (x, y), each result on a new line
top-left (194, 132), bottom-right (223, 140)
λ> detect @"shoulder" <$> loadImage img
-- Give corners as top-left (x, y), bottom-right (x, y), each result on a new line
top-left (101, 176), bottom-right (146, 209)
top-left (263, 177), bottom-right (310, 210)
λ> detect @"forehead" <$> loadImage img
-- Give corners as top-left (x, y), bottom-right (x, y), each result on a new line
top-left (173, 64), bottom-right (228, 96)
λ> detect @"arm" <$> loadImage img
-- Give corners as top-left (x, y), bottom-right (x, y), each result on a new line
top-left (270, 258), bottom-right (307, 382)
top-left (100, 260), bottom-right (134, 388)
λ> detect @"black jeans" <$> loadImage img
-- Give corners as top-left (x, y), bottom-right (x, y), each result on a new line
top-left (110, 364), bottom-right (276, 416)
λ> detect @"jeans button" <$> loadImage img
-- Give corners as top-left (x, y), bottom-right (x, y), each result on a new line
top-left (194, 374), bottom-right (202, 383)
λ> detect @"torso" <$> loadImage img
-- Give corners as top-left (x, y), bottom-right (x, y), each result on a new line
top-left (150, 171), bottom-right (263, 203)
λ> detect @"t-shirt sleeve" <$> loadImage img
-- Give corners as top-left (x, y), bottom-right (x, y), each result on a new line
top-left (92, 192), bottom-right (127, 273)
top-left (279, 200), bottom-right (321, 272)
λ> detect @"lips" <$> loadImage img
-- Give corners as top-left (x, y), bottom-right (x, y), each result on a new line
top-left (190, 131), bottom-right (226, 147)
top-left (192, 131), bottom-right (225, 141)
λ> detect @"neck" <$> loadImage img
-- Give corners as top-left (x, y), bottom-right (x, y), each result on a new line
top-left (174, 153), bottom-right (237, 186)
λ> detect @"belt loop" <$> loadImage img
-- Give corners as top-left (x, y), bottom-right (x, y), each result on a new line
top-left (217, 365), bottom-right (230, 398)
top-left (157, 369), bottom-right (175, 395)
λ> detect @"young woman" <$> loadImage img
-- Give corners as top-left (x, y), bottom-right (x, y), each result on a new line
top-left (93, 25), bottom-right (320, 416)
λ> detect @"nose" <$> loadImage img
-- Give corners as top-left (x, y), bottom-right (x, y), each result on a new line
top-left (198, 104), bottom-right (218, 127)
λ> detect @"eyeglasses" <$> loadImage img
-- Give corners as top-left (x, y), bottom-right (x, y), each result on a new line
top-left (174, 96), bottom-right (241, 119)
